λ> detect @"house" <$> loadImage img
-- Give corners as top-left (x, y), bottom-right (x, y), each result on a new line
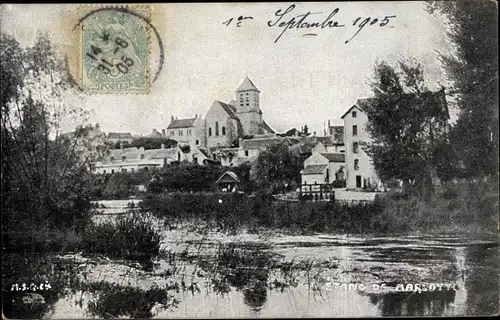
top-left (166, 77), bottom-right (275, 150)
top-left (106, 132), bottom-right (134, 144)
top-left (301, 152), bottom-right (346, 185)
top-left (167, 115), bottom-right (204, 147)
top-left (93, 144), bottom-right (187, 174)
top-left (341, 89), bottom-right (449, 189)
top-left (341, 99), bottom-right (380, 189)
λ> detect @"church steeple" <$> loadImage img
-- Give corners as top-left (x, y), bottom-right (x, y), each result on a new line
top-left (235, 77), bottom-right (263, 135)
top-left (236, 77), bottom-right (261, 93)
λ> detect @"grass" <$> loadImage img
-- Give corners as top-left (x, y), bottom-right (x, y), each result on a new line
top-left (141, 178), bottom-right (498, 235)
top-left (81, 214), bottom-right (161, 263)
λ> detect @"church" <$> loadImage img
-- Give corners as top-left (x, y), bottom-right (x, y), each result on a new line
top-left (166, 77), bottom-right (275, 149)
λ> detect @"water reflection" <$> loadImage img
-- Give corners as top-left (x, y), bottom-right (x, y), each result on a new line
top-left (367, 290), bottom-right (456, 316)
top-left (16, 233), bottom-right (498, 318)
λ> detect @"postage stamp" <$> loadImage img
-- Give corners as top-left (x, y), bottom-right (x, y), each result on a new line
top-left (79, 6), bottom-right (151, 93)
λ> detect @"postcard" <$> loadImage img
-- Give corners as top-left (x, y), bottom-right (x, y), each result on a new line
top-left (1, 2), bottom-right (498, 319)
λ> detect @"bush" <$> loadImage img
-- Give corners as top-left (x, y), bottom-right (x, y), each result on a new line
top-left (82, 215), bottom-right (160, 262)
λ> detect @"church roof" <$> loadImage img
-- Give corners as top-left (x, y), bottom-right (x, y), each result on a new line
top-left (216, 101), bottom-right (240, 120)
top-left (167, 118), bottom-right (197, 129)
top-left (236, 77), bottom-right (260, 92)
top-left (259, 121), bottom-right (275, 134)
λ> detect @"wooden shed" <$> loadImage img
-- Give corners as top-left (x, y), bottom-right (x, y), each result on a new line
top-left (215, 171), bottom-right (241, 192)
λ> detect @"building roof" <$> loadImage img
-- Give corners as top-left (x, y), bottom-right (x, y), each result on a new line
top-left (216, 101), bottom-right (240, 120)
top-left (259, 121), bottom-right (275, 134)
top-left (147, 129), bottom-right (164, 138)
top-left (197, 147), bottom-right (211, 158)
top-left (340, 103), bottom-right (369, 119)
top-left (106, 147), bottom-right (178, 162)
top-left (320, 153), bottom-right (346, 163)
top-left (145, 148), bottom-right (177, 159)
top-left (301, 164), bottom-right (328, 175)
top-left (292, 141), bottom-right (318, 155)
top-left (240, 137), bottom-right (282, 150)
top-left (107, 132), bottom-right (134, 139)
top-left (216, 171), bottom-right (241, 184)
top-left (236, 77), bottom-right (260, 92)
top-left (167, 118), bottom-right (197, 129)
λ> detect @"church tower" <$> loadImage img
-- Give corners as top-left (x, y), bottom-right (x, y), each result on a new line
top-left (235, 77), bottom-right (263, 136)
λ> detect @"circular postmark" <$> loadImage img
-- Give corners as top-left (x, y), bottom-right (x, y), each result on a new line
top-left (72, 5), bottom-right (164, 94)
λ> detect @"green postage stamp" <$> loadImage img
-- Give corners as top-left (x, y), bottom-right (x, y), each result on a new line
top-left (80, 6), bottom-right (151, 93)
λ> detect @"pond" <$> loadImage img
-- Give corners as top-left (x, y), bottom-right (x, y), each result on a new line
top-left (6, 200), bottom-right (499, 318)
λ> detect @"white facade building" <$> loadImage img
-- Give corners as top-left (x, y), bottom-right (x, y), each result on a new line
top-left (341, 99), bottom-right (380, 189)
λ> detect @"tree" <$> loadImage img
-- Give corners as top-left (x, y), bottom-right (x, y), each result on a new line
top-left (1, 33), bottom-right (102, 232)
top-left (427, 0), bottom-right (499, 177)
top-left (251, 142), bottom-right (303, 193)
top-left (117, 137), bottom-right (177, 150)
top-left (363, 59), bottom-right (449, 195)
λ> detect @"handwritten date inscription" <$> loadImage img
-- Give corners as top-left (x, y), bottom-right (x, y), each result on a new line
top-left (223, 4), bottom-right (396, 44)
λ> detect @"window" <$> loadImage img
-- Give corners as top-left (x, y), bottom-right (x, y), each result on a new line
top-left (352, 111), bottom-right (357, 118)
top-left (354, 159), bottom-right (359, 171)
top-left (121, 155), bottom-right (126, 161)
top-left (131, 168), bottom-right (135, 172)
top-left (353, 125), bottom-right (358, 136)
top-left (171, 131), bottom-right (174, 136)
top-left (111, 169), bottom-right (115, 174)
top-left (140, 154), bottom-right (144, 159)
top-left (245, 150), bottom-right (249, 157)
top-left (122, 168), bottom-right (127, 173)
top-left (110, 156), bottom-right (114, 161)
top-left (353, 142), bottom-right (359, 153)
top-left (209, 127), bottom-right (212, 136)
top-left (103, 170), bottom-right (106, 174)
top-left (222, 126), bottom-right (226, 135)
top-left (196, 140), bottom-right (199, 145)
top-left (215, 121), bottom-right (219, 136)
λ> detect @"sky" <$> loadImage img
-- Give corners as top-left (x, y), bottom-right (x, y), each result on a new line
top-left (1, 2), bottom-right (454, 136)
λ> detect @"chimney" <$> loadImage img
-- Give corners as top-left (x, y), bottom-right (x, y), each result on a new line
top-left (161, 143), bottom-right (165, 149)
top-left (171, 116), bottom-right (174, 121)
top-left (162, 129), bottom-right (166, 137)
top-left (195, 114), bottom-right (197, 118)
top-left (328, 120), bottom-right (331, 128)
top-left (120, 142), bottom-right (124, 152)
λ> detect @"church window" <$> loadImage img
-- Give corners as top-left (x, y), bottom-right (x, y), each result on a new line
top-left (215, 122), bottom-right (219, 136)
top-left (222, 126), bottom-right (226, 135)
top-left (209, 127), bottom-right (212, 136)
